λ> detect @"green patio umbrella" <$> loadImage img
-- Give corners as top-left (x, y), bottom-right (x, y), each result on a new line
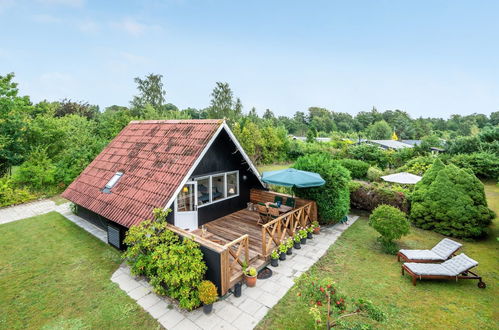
top-left (261, 168), bottom-right (325, 188)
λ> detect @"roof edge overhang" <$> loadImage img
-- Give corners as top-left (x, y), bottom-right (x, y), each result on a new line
top-left (163, 120), bottom-right (263, 210)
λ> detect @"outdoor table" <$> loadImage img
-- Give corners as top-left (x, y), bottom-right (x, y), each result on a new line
top-left (265, 202), bottom-right (293, 214)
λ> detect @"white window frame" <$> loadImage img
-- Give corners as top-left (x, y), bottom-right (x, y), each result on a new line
top-left (194, 170), bottom-right (239, 208)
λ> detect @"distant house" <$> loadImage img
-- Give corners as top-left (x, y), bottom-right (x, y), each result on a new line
top-left (358, 139), bottom-right (414, 150)
top-left (400, 140), bottom-right (422, 147)
top-left (290, 135), bottom-right (332, 142)
top-left (62, 119), bottom-right (317, 295)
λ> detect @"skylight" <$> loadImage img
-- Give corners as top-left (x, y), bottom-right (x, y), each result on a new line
top-left (103, 172), bottom-right (123, 193)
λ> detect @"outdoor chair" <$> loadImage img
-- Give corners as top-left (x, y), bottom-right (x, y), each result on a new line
top-left (397, 238), bottom-right (462, 263)
top-left (274, 195), bottom-right (283, 205)
top-left (285, 197), bottom-right (296, 208)
top-left (256, 202), bottom-right (269, 224)
top-left (402, 253), bottom-right (486, 288)
top-left (268, 204), bottom-right (280, 220)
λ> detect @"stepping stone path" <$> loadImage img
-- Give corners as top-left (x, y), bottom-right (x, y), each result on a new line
top-left (112, 215), bottom-right (359, 330)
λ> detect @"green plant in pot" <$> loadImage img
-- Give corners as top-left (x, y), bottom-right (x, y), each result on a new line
top-left (199, 280), bottom-right (218, 314)
top-left (293, 234), bottom-right (301, 249)
top-left (270, 250), bottom-right (279, 267)
top-left (312, 220), bottom-right (320, 234)
top-left (299, 228), bottom-right (308, 244)
top-left (306, 226), bottom-right (314, 239)
top-left (244, 266), bottom-right (257, 287)
top-left (278, 243), bottom-right (287, 260)
top-left (285, 238), bottom-right (293, 255)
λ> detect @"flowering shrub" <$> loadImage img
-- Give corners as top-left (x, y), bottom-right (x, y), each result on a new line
top-left (296, 275), bottom-right (385, 328)
top-left (198, 280), bottom-right (218, 305)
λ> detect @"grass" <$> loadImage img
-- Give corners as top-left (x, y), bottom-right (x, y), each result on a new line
top-left (50, 195), bottom-right (69, 205)
top-left (257, 182), bottom-right (499, 329)
top-left (256, 163), bottom-right (292, 174)
top-left (0, 212), bottom-right (159, 329)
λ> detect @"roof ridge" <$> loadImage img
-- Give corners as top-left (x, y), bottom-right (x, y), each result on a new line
top-left (129, 119), bottom-right (224, 124)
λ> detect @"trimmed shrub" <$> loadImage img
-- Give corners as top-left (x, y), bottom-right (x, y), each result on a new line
top-left (448, 152), bottom-right (499, 179)
top-left (349, 181), bottom-right (409, 213)
top-left (123, 209), bottom-right (207, 310)
top-left (369, 205), bottom-right (410, 254)
top-left (293, 153), bottom-right (351, 224)
top-left (410, 159), bottom-right (494, 239)
top-left (366, 166), bottom-right (383, 182)
top-left (338, 159), bottom-right (369, 179)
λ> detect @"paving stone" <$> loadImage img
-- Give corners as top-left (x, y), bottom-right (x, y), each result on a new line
top-left (117, 276), bottom-right (141, 293)
top-left (158, 308), bottom-right (185, 328)
top-left (193, 312), bottom-right (224, 330)
top-left (148, 300), bottom-right (169, 319)
top-left (137, 293), bottom-right (162, 310)
top-left (231, 312), bottom-right (259, 330)
top-left (226, 295), bottom-right (246, 307)
top-left (242, 287), bottom-right (262, 300)
top-left (238, 297), bottom-right (263, 315)
top-left (253, 305), bottom-right (270, 320)
top-left (211, 319), bottom-right (236, 329)
top-left (258, 291), bottom-right (281, 308)
top-left (215, 303), bottom-right (242, 323)
top-left (128, 285), bottom-right (150, 300)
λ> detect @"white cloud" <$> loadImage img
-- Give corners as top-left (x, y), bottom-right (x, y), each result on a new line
top-left (111, 18), bottom-right (162, 37)
top-left (36, 0), bottom-right (84, 7)
top-left (78, 20), bottom-right (99, 33)
top-left (32, 13), bottom-right (62, 23)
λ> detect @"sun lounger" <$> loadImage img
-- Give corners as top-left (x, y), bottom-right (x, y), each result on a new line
top-left (402, 253), bottom-right (486, 288)
top-left (397, 238), bottom-right (462, 263)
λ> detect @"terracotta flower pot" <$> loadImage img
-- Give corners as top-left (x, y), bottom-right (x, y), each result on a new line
top-left (313, 227), bottom-right (320, 235)
top-left (245, 275), bottom-right (257, 287)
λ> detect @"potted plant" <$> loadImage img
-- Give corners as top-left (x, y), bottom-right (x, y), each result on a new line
top-left (306, 226), bottom-right (314, 239)
top-left (286, 238), bottom-right (293, 255)
top-left (244, 267), bottom-right (257, 287)
top-left (278, 243), bottom-right (287, 260)
top-left (270, 250), bottom-right (279, 267)
top-left (293, 234), bottom-right (301, 249)
top-left (299, 228), bottom-right (308, 244)
top-left (199, 280), bottom-right (218, 314)
top-left (312, 221), bottom-right (320, 234)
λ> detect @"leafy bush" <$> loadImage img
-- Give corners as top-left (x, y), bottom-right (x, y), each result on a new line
top-left (347, 144), bottom-right (389, 169)
top-left (349, 181), bottom-right (409, 213)
top-left (337, 159), bottom-right (369, 179)
top-left (122, 209), bottom-right (207, 310)
top-left (369, 205), bottom-right (410, 254)
top-left (399, 155), bottom-right (437, 176)
top-left (0, 177), bottom-right (35, 207)
top-left (13, 148), bottom-right (56, 191)
top-left (293, 153), bottom-right (351, 224)
top-left (410, 159), bottom-right (494, 239)
top-left (198, 280), bottom-right (218, 305)
top-left (387, 147), bottom-right (416, 168)
top-left (366, 166), bottom-right (383, 182)
top-left (448, 152), bottom-right (499, 179)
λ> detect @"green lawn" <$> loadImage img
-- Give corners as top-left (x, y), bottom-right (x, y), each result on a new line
top-left (257, 182), bottom-right (499, 329)
top-left (0, 212), bottom-right (159, 329)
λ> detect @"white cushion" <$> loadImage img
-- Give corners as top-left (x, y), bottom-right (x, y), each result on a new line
top-left (405, 253), bottom-right (478, 276)
top-left (430, 238), bottom-right (462, 259)
top-left (399, 249), bottom-right (445, 261)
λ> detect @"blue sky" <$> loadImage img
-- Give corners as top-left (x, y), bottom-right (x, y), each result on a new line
top-left (1, 0), bottom-right (498, 118)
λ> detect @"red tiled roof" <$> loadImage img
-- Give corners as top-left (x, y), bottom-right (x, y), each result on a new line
top-left (62, 119), bottom-right (223, 228)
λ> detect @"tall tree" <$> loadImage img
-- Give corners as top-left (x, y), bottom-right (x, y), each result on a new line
top-left (55, 98), bottom-right (100, 120)
top-left (0, 73), bottom-right (31, 175)
top-left (366, 120), bottom-right (392, 139)
top-left (207, 82), bottom-right (241, 124)
top-left (130, 74), bottom-right (166, 116)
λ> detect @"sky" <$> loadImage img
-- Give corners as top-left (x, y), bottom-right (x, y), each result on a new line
top-left (1, 0), bottom-right (498, 118)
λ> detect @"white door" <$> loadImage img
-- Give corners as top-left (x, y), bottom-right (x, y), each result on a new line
top-left (175, 182), bottom-right (198, 230)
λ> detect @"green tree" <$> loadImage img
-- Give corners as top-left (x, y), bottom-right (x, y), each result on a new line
top-left (130, 73), bottom-right (167, 116)
top-left (0, 73), bottom-right (31, 175)
top-left (55, 99), bottom-right (100, 120)
top-left (369, 205), bottom-right (410, 254)
top-left (207, 82), bottom-right (241, 124)
top-left (410, 159), bottom-right (494, 238)
top-left (366, 120), bottom-right (392, 139)
top-left (293, 153), bottom-right (351, 224)
top-left (13, 147), bottom-right (56, 191)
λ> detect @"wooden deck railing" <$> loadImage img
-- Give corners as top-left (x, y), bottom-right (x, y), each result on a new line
top-left (224, 234), bottom-right (249, 278)
top-left (261, 202), bottom-right (313, 257)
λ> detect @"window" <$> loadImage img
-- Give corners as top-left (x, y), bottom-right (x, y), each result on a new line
top-left (212, 174), bottom-right (225, 202)
top-left (194, 171), bottom-right (239, 207)
top-left (227, 172), bottom-right (238, 197)
top-left (177, 183), bottom-right (196, 212)
top-left (103, 171), bottom-right (123, 193)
